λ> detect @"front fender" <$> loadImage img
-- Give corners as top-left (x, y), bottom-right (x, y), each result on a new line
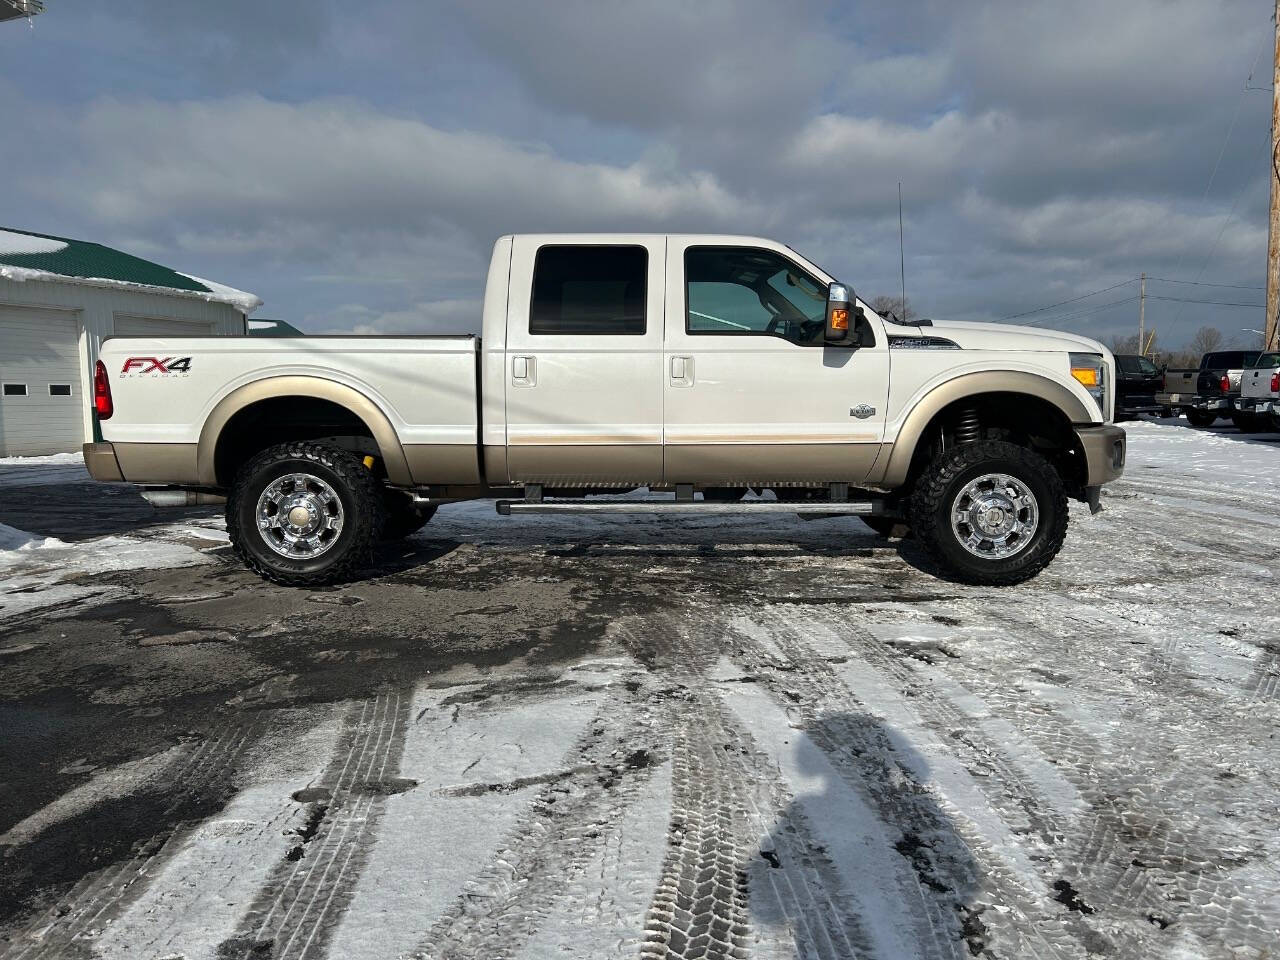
top-left (869, 370), bottom-right (1093, 487)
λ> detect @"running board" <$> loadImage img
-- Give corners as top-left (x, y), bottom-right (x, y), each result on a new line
top-left (496, 499), bottom-right (877, 516)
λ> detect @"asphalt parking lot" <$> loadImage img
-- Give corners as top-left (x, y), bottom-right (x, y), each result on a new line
top-left (1, 420), bottom-right (1278, 960)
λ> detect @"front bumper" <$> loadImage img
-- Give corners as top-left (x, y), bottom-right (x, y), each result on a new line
top-left (1075, 424), bottom-right (1126, 486)
top-left (82, 441), bottom-right (124, 482)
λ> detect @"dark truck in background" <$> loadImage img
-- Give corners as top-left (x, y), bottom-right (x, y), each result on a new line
top-left (1113, 354), bottom-right (1163, 420)
top-left (1156, 350), bottom-right (1261, 427)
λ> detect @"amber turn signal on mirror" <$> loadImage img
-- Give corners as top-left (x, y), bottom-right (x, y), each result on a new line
top-left (830, 307), bottom-right (849, 331)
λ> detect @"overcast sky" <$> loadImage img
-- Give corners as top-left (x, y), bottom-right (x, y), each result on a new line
top-left (1, 1), bottom-right (1274, 347)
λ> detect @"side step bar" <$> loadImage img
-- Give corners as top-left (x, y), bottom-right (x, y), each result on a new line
top-left (496, 498), bottom-right (877, 516)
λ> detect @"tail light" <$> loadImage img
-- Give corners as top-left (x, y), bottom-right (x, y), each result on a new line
top-left (93, 360), bottom-right (113, 419)
top-left (1220, 374), bottom-right (1230, 393)
top-left (1272, 372), bottom-right (1279, 393)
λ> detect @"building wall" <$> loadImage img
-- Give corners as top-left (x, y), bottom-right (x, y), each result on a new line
top-left (0, 276), bottom-right (246, 453)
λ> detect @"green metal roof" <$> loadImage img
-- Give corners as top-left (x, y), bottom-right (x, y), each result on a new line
top-left (0, 226), bottom-right (212, 293)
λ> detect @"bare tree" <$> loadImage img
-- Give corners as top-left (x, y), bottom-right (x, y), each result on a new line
top-left (868, 295), bottom-right (915, 321)
top-left (1188, 325), bottom-right (1224, 358)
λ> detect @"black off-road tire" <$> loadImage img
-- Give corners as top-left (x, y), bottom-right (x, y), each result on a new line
top-left (908, 440), bottom-right (1068, 587)
top-left (381, 490), bottom-right (438, 540)
top-left (226, 441), bottom-right (384, 587)
top-left (1186, 409), bottom-right (1217, 428)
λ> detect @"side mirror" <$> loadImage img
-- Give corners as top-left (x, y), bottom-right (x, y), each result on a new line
top-left (825, 282), bottom-right (857, 344)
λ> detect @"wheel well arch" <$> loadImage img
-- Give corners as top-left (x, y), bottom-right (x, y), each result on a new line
top-left (198, 377), bottom-right (412, 487)
top-left (877, 373), bottom-right (1092, 490)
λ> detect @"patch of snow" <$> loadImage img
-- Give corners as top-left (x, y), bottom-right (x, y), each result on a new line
top-left (0, 229), bottom-right (67, 256)
top-left (0, 451), bottom-right (84, 466)
top-left (177, 271), bottom-right (264, 315)
top-left (0, 263), bottom-right (262, 314)
top-left (0, 521), bottom-right (64, 551)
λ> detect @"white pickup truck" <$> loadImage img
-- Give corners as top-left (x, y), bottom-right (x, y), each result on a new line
top-left (84, 234), bottom-right (1125, 587)
top-left (1232, 351), bottom-right (1280, 431)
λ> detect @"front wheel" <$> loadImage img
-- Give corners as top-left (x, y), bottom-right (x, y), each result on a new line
top-left (908, 440), bottom-right (1068, 586)
top-left (226, 441), bottom-right (384, 586)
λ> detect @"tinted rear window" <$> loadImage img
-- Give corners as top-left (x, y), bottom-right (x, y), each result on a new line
top-left (529, 245), bottom-right (647, 335)
top-left (1202, 351), bottom-right (1259, 368)
top-left (1250, 352), bottom-right (1280, 367)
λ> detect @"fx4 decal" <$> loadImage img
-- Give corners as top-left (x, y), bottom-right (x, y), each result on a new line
top-left (121, 357), bottom-right (192, 375)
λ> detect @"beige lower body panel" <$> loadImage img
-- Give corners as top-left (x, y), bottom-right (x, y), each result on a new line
top-left (113, 442), bottom-right (200, 486)
top-left (82, 442), bottom-right (125, 483)
top-left (403, 443), bottom-right (481, 486)
top-left (663, 443), bottom-right (884, 486)
top-left (506, 444), bottom-right (662, 487)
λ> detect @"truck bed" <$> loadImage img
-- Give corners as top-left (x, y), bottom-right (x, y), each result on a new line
top-left (96, 335), bottom-right (480, 485)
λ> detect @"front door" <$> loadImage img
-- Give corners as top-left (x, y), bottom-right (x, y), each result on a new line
top-left (662, 240), bottom-right (889, 485)
top-left (505, 236), bottom-right (665, 486)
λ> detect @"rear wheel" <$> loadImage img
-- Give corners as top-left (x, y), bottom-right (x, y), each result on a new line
top-left (908, 440), bottom-right (1067, 586)
top-left (226, 441), bottom-right (384, 586)
top-left (1186, 409), bottom-right (1217, 427)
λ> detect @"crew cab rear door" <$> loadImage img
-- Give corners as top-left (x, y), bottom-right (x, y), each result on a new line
top-left (504, 236), bottom-right (665, 486)
top-left (661, 238), bottom-right (889, 485)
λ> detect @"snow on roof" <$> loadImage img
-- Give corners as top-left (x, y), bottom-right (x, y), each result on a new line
top-left (0, 230), bottom-right (67, 256)
top-left (0, 227), bottom-right (262, 314)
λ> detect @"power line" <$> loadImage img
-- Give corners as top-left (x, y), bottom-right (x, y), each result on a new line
top-left (1021, 296), bottom-right (1141, 327)
top-left (996, 278), bottom-right (1138, 322)
top-left (1146, 295), bottom-right (1265, 308)
top-left (1145, 276), bottom-right (1265, 289)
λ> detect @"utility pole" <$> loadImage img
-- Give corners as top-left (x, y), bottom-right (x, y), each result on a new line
top-left (1138, 272), bottom-right (1146, 353)
top-left (1266, 0), bottom-right (1280, 349)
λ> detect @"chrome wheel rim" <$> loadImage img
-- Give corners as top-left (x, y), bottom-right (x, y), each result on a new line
top-left (255, 473), bottom-right (344, 558)
top-left (950, 473), bottom-right (1039, 560)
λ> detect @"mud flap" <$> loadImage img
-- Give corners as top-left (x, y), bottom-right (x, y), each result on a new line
top-left (1085, 485), bottom-right (1103, 515)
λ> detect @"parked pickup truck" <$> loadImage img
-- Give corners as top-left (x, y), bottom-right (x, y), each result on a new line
top-left (1232, 351), bottom-right (1280, 431)
top-left (1113, 354), bottom-right (1163, 420)
top-left (84, 234), bottom-right (1125, 587)
top-left (1162, 350), bottom-right (1261, 427)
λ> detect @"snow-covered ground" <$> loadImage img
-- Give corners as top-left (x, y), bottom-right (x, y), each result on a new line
top-left (0, 419), bottom-right (1277, 960)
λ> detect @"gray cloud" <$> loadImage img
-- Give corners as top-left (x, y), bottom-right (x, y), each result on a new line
top-left (0, 0), bottom-right (1271, 345)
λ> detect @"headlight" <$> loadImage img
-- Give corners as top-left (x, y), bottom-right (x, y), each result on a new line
top-left (1069, 352), bottom-right (1107, 418)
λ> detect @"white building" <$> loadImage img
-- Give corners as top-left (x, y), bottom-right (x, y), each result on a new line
top-left (0, 227), bottom-right (261, 457)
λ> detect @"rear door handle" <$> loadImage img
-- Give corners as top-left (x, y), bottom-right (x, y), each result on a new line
top-left (512, 355), bottom-right (535, 387)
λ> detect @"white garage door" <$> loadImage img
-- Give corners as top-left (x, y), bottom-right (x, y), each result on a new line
top-left (0, 308), bottom-right (84, 457)
top-left (113, 315), bottom-right (214, 337)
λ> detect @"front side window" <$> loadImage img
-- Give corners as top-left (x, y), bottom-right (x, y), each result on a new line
top-left (529, 245), bottom-right (647, 335)
top-left (686, 247), bottom-right (829, 346)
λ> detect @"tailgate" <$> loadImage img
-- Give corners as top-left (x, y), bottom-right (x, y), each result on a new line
top-left (1242, 366), bottom-right (1280, 399)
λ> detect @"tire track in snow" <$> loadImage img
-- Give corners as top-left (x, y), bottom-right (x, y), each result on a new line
top-left (219, 688), bottom-right (411, 960)
top-left (411, 680), bottom-right (666, 960)
top-left (2, 718), bottom-right (265, 960)
top-left (620, 617), bottom-right (908, 960)
top-left (818, 604), bottom-right (1278, 955)
top-left (717, 607), bottom-right (1083, 960)
top-left (641, 687), bottom-right (876, 960)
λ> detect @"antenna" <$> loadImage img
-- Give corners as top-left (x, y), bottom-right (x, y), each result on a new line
top-left (898, 181), bottom-right (907, 321)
